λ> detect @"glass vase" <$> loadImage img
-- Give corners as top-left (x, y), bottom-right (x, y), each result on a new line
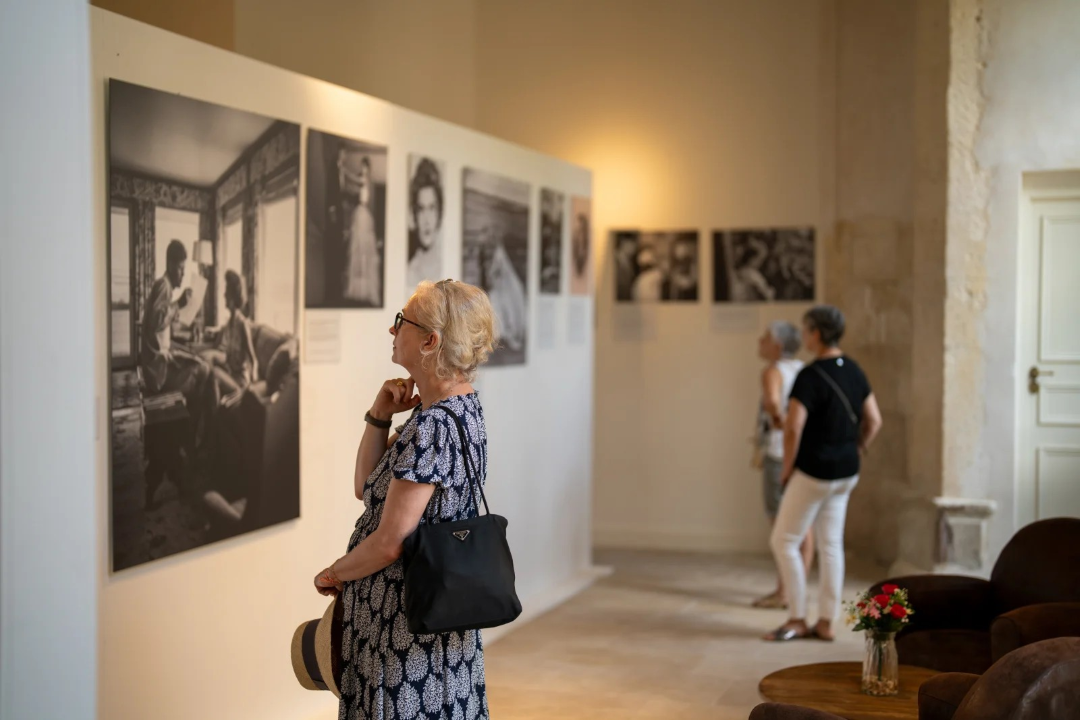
top-left (862, 630), bottom-right (899, 696)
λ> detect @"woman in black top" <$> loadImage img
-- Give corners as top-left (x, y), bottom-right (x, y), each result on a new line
top-left (764, 305), bottom-right (883, 642)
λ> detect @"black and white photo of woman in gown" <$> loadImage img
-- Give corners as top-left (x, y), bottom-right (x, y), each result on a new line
top-left (569, 196), bottom-right (592, 296)
top-left (539, 187), bottom-right (564, 295)
top-left (305, 130), bottom-right (387, 308)
top-left (462, 168), bottom-right (530, 366)
top-left (406, 154), bottom-right (444, 289)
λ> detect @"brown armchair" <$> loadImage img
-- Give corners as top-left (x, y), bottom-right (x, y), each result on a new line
top-left (874, 517), bottom-right (1080, 673)
top-left (748, 637), bottom-right (1080, 720)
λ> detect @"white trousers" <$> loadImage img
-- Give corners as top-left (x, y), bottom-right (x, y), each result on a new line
top-left (769, 470), bottom-right (859, 623)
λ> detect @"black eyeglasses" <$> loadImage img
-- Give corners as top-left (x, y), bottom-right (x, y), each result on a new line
top-left (394, 311), bottom-right (430, 333)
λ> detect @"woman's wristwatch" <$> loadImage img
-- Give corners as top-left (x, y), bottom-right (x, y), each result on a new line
top-left (364, 410), bottom-right (392, 429)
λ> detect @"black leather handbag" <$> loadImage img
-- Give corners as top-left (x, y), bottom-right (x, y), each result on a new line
top-left (400, 406), bottom-right (522, 634)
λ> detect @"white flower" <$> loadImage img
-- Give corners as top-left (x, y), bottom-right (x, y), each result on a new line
top-left (405, 644), bottom-right (429, 683)
top-left (396, 683), bottom-right (421, 720)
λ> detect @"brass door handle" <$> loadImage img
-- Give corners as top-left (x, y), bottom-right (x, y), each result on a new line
top-left (1029, 366), bottom-right (1055, 394)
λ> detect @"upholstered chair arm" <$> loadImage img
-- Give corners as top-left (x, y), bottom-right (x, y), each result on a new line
top-left (872, 575), bottom-right (996, 635)
top-left (918, 672), bottom-right (981, 720)
top-left (991, 601), bottom-right (1080, 662)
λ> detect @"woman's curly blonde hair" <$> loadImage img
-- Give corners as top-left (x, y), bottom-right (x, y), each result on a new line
top-left (409, 280), bottom-right (497, 382)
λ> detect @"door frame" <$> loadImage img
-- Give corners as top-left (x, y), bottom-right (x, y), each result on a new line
top-left (1015, 170), bottom-right (1080, 526)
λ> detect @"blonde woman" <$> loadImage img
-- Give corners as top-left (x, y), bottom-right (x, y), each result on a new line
top-left (752, 321), bottom-right (812, 609)
top-left (314, 280), bottom-right (496, 720)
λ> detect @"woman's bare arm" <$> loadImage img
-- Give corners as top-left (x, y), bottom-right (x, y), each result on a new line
top-left (761, 365), bottom-right (784, 428)
top-left (781, 398), bottom-right (809, 484)
top-left (860, 393), bottom-right (883, 454)
top-left (333, 479), bottom-right (436, 582)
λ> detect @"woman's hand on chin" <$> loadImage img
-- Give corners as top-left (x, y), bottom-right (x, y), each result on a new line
top-left (370, 377), bottom-right (421, 420)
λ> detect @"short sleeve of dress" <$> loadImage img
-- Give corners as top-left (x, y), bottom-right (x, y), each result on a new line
top-left (391, 408), bottom-right (455, 486)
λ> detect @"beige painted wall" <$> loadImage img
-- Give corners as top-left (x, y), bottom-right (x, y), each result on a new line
top-left (230, 0), bottom-right (837, 554)
top-left (234, 0), bottom-right (478, 128)
top-left (472, 0), bottom-right (835, 552)
top-left (947, 0), bottom-right (1080, 558)
top-left (91, 0), bottom-right (235, 49)
top-left (827, 0), bottom-right (950, 568)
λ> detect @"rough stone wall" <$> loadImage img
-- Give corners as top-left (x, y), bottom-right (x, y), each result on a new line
top-left (944, 0), bottom-right (991, 501)
top-left (945, 0), bottom-right (1080, 559)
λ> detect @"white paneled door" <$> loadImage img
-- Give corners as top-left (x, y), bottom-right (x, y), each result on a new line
top-left (1018, 192), bottom-right (1080, 523)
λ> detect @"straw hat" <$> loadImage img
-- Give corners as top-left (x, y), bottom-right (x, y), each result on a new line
top-left (290, 595), bottom-right (343, 697)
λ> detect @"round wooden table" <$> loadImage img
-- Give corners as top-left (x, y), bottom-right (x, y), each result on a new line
top-left (759, 662), bottom-right (939, 720)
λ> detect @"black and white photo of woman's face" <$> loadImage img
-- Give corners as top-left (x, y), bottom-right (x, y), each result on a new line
top-left (415, 185), bottom-right (441, 250)
top-left (572, 216), bottom-right (589, 273)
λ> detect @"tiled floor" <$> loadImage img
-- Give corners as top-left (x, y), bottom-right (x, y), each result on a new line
top-left (484, 549), bottom-right (882, 719)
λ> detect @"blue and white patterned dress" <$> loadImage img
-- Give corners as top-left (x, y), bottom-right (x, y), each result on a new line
top-left (339, 393), bottom-right (490, 720)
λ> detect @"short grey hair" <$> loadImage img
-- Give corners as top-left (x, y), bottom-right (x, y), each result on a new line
top-left (804, 305), bottom-right (845, 347)
top-left (768, 321), bottom-right (801, 357)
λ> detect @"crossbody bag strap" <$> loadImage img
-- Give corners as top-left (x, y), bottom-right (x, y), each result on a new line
top-left (430, 405), bottom-right (491, 517)
top-left (811, 363), bottom-right (859, 426)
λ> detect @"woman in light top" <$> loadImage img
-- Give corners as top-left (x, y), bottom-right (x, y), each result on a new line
top-left (752, 321), bottom-right (812, 609)
top-left (206, 270), bottom-right (257, 405)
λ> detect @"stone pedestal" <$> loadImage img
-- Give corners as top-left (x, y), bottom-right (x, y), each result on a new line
top-left (891, 496), bottom-right (997, 577)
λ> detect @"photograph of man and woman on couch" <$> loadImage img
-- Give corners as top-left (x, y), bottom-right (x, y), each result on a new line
top-left (107, 80), bottom-right (301, 571)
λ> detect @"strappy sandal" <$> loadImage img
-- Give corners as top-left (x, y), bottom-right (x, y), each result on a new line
top-left (810, 626), bottom-right (835, 642)
top-left (763, 625), bottom-right (810, 642)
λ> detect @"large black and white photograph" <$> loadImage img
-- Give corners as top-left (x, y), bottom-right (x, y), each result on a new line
top-left (406, 154), bottom-right (445, 289)
top-left (462, 168), bottom-right (530, 366)
top-left (107, 80), bottom-right (301, 571)
top-left (539, 187), bottom-right (564, 294)
top-left (305, 130), bottom-right (387, 308)
top-left (713, 227), bottom-right (815, 302)
top-left (569, 196), bottom-right (592, 296)
top-left (614, 229), bottom-right (700, 302)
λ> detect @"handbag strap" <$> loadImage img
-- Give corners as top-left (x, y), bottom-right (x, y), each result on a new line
top-left (810, 362), bottom-right (859, 426)
top-left (429, 404), bottom-right (491, 518)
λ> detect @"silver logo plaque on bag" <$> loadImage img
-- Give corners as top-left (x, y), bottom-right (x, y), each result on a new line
top-left (452, 530), bottom-right (470, 542)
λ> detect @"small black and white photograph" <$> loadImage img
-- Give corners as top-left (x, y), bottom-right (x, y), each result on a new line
top-left (406, 154), bottom-right (445, 290)
top-left (539, 187), bottom-right (565, 295)
top-left (107, 79), bottom-right (301, 571)
top-left (462, 168), bottom-right (530, 366)
top-left (614, 229), bottom-right (700, 302)
top-left (713, 227), bottom-right (815, 302)
top-left (305, 130), bottom-right (387, 308)
top-left (569, 196), bottom-right (592, 296)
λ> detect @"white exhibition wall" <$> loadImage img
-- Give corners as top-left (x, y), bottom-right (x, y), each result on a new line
top-left (91, 9), bottom-right (596, 720)
top-left (1, 1), bottom-right (97, 718)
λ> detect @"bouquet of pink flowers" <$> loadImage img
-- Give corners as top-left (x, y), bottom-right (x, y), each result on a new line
top-left (844, 584), bottom-right (915, 633)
